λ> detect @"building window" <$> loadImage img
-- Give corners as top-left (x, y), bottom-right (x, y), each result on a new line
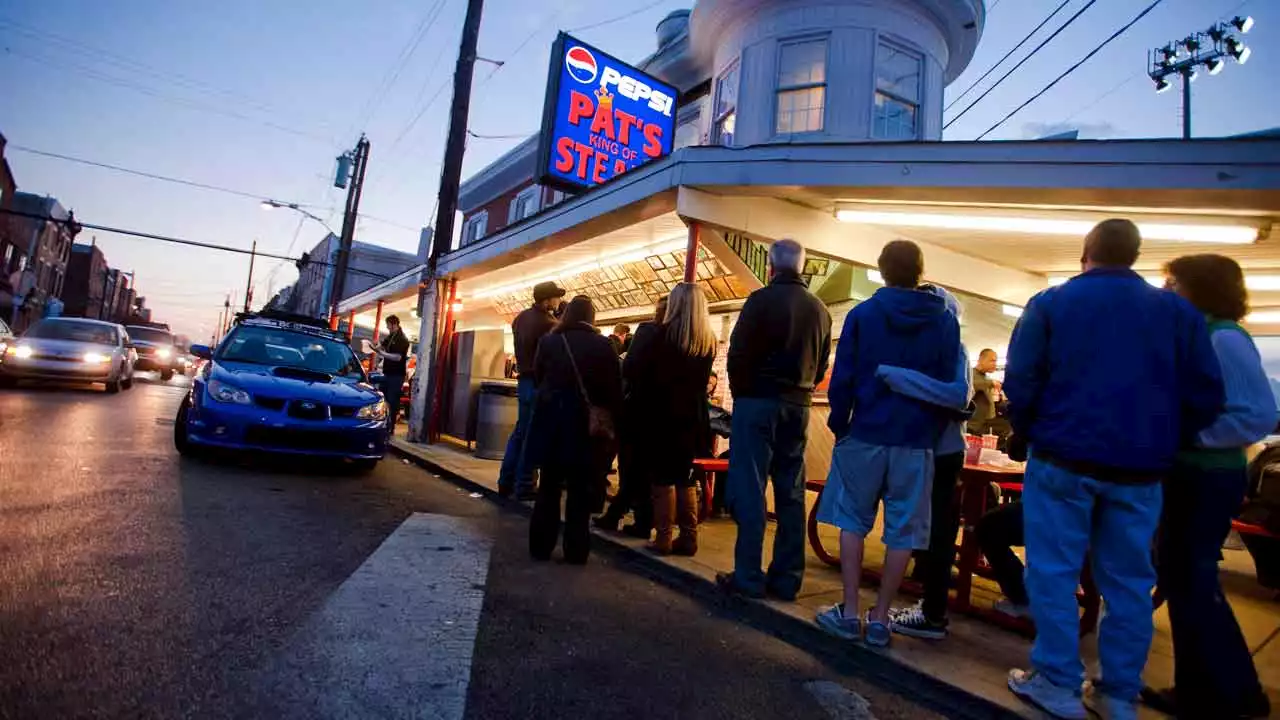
top-left (461, 210), bottom-right (489, 247)
top-left (873, 42), bottom-right (922, 140)
top-left (549, 189), bottom-right (567, 206)
top-left (775, 38), bottom-right (827, 134)
top-left (713, 62), bottom-right (739, 146)
top-left (508, 185), bottom-right (541, 225)
top-left (674, 101), bottom-right (703, 150)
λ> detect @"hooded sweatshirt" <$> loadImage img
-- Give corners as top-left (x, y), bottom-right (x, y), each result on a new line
top-left (827, 286), bottom-right (962, 449)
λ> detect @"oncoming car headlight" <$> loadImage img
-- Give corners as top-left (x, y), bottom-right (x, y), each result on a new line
top-left (156, 347), bottom-right (173, 359)
top-left (82, 352), bottom-right (110, 364)
top-left (357, 400), bottom-right (388, 421)
top-left (208, 379), bottom-right (252, 405)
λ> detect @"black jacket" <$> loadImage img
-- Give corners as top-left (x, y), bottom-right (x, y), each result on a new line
top-left (529, 322), bottom-right (624, 473)
top-left (727, 272), bottom-right (832, 406)
top-left (623, 325), bottom-right (713, 475)
top-left (512, 305), bottom-right (556, 376)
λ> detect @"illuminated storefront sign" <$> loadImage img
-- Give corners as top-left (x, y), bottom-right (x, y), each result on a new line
top-left (536, 33), bottom-right (678, 192)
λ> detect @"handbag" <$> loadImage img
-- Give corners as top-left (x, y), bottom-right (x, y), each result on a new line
top-left (561, 335), bottom-right (616, 442)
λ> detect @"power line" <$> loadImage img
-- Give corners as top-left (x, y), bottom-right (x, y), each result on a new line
top-left (975, 0), bottom-right (1169, 141)
top-left (8, 144), bottom-right (419, 232)
top-left (0, 208), bottom-right (394, 282)
top-left (356, 0), bottom-right (450, 131)
top-left (945, 0), bottom-right (1073, 113)
top-left (467, 129), bottom-right (532, 140)
top-left (944, 0), bottom-right (1100, 131)
top-left (2, 46), bottom-right (335, 143)
top-left (566, 0), bottom-right (669, 34)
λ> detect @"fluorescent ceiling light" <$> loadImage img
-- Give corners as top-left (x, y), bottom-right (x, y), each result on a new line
top-left (1002, 304), bottom-right (1023, 319)
top-left (866, 269), bottom-right (883, 285)
top-left (834, 209), bottom-right (1258, 245)
top-left (1246, 275), bottom-right (1280, 291)
top-left (472, 237), bottom-right (687, 299)
top-left (1246, 311), bottom-right (1280, 324)
top-left (1047, 274), bottom-right (1163, 287)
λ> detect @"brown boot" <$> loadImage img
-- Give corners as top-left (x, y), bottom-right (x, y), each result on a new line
top-left (648, 486), bottom-right (675, 555)
top-left (672, 486), bottom-right (699, 556)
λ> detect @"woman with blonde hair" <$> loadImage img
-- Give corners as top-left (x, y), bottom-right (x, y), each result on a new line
top-left (622, 282), bottom-right (716, 555)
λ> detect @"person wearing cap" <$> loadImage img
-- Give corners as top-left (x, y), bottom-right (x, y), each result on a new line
top-left (499, 280), bottom-right (566, 499)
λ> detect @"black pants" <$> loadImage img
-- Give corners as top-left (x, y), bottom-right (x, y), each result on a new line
top-left (530, 463), bottom-right (594, 564)
top-left (1159, 464), bottom-right (1264, 714)
top-left (604, 437), bottom-right (652, 529)
top-left (918, 452), bottom-right (964, 621)
top-left (975, 501), bottom-right (1027, 606)
top-left (379, 373), bottom-right (405, 435)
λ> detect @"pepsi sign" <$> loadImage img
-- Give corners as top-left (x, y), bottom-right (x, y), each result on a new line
top-left (536, 33), bottom-right (678, 192)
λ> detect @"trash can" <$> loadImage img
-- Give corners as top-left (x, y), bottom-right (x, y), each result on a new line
top-left (474, 380), bottom-right (520, 460)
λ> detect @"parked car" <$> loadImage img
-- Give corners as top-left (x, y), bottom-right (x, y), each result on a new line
top-left (126, 324), bottom-right (181, 381)
top-left (0, 317), bottom-right (136, 393)
top-left (174, 313), bottom-right (387, 470)
top-left (0, 317), bottom-right (14, 355)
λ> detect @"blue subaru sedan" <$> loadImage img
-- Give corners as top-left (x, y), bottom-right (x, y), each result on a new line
top-left (174, 314), bottom-right (387, 470)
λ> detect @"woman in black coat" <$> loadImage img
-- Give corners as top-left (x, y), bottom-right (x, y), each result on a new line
top-left (527, 296), bottom-right (624, 564)
top-left (623, 283), bottom-right (715, 556)
top-left (595, 295), bottom-right (668, 538)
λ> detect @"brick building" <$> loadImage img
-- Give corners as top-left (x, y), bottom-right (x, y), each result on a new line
top-left (64, 242), bottom-right (111, 319)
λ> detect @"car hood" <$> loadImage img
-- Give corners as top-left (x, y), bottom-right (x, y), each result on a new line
top-left (210, 361), bottom-right (380, 405)
top-left (17, 338), bottom-right (116, 355)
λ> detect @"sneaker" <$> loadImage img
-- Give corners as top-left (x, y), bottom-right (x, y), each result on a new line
top-left (816, 603), bottom-right (862, 641)
top-left (864, 613), bottom-right (892, 647)
top-left (994, 598), bottom-right (1032, 619)
top-left (1008, 669), bottom-right (1086, 720)
top-left (1083, 685), bottom-right (1137, 720)
top-left (888, 603), bottom-right (948, 640)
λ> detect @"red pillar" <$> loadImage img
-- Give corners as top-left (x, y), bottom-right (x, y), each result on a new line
top-left (683, 221), bottom-right (700, 283)
top-left (329, 313), bottom-right (340, 331)
top-left (428, 278), bottom-right (458, 444)
top-left (346, 310), bottom-right (356, 340)
top-left (371, 300), bottom-right (385, 344)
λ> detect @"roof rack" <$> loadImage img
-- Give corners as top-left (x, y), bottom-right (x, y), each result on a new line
top-left (233, 311), bottom-right (348, 342)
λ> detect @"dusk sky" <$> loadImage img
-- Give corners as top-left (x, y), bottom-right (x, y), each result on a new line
top-left (2, 0), bottom-right (1274, 340)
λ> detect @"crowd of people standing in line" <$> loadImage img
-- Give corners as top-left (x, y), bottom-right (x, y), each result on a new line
top-left (499, 220), bottom-right (1275, 720)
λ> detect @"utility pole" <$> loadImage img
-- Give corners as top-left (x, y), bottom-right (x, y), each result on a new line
top-left (329, 136), bottom-right (371, 323)
top-left (409, 0), bottom-right (486, 443)
top-left (244, 239), bottom-right (257, 313)
top-left (222, 293), bottom-right (231, 338)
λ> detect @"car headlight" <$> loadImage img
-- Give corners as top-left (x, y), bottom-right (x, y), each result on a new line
top-left (83, 352), bottom-right (110, 364)
top-left (156, 347), bottom-right (172, 359)
top-left (208, 379), bottom-right (252, 405)
top-left (357, 400), bottom-right (388, 420)
top-left (7, 345), bottom-right (33, 359)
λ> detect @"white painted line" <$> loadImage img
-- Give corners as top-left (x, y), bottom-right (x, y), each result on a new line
top-left (263, 513), bottom-right (491, 719)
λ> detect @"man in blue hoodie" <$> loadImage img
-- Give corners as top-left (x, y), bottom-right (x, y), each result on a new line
top-left (815, 240), bottom-right (961, 647)
top-left (1004, 219), bottom-right (1224, 720)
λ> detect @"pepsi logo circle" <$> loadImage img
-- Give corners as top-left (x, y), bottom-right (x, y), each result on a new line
top-left (565, 46), bottom-right (598, 84)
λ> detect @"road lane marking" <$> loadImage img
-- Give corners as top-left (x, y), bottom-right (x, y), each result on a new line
top-left (259, 513), bottom-right (490, 719)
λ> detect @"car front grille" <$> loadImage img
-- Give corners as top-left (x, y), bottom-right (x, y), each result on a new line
top-left (244, 426), bottom-right (344, 451)
top-left (287, 400), bottom-right (329, 420)
top-left (254, 396), bottom-right (287, 411)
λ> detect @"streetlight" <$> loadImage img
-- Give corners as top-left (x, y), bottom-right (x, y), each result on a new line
top-left (1148, 16), bottom-right (1255, 139)
top-left (260, 199), bottom-right (338, 235)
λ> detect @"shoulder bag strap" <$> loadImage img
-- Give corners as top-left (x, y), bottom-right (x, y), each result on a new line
top-left (561, 334), bottom-right (591, 405)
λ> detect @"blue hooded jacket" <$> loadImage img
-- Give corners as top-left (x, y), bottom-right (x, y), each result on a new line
top-left (1005, 267), bottom-right (1224, 475)
top-left (827, 286), bottom-right (961, 449)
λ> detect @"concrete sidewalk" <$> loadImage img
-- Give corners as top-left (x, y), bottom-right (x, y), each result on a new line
top-left (388, 437), bottom-right (1280, 719)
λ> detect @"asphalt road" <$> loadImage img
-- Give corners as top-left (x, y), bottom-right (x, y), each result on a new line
top-left (0, 376), bottom-right (944, 720)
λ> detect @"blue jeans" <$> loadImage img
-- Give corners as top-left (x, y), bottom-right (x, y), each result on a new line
top-left (1024, 456), bottom-right (1162, 701)
top-left (725, 397), bottom-right (809, 597)
top-left (498, 376), bottom-right (537, 494)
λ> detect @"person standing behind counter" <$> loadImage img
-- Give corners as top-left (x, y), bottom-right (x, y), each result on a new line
top-left (968, 348), bottom-right (1000, 436)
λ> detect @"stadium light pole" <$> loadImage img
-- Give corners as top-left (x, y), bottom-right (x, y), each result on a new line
top-left (1148, 16), bottom-right (1254, 139)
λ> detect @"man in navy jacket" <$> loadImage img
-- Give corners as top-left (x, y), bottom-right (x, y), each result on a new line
top-left (1004, 219), bottom-right (1224, 719)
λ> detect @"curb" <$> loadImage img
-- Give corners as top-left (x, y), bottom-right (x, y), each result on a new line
top-left (390, 441), bottom-right (1026, 720)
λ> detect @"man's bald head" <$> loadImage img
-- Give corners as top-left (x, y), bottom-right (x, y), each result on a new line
top-left (1082, 219), bottom-right (1141, 271)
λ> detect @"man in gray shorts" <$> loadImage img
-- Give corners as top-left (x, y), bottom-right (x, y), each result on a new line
top-left (815, 240), bottom-right (961, 646)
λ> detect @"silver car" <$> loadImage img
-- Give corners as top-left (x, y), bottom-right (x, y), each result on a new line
top-left (0, 318), bottom-right (137, 393)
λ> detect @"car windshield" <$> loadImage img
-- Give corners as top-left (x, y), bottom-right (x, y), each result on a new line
top-left (127, 326), bottom-right (173, 344)
top-left (24, 319), bottom-right (117, 345)
top-left (219, 325), bottom-right (364, 378)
